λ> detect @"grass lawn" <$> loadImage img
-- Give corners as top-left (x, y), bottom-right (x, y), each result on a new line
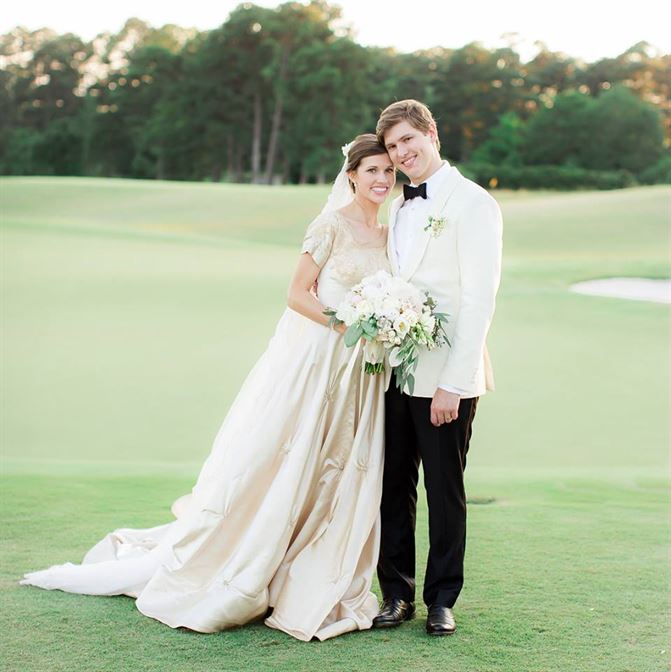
top-left (1, 178), bottom-right (670, 671)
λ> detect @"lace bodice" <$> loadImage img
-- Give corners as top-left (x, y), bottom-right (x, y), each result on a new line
top-left (301, 211), bottom-right (391, 308)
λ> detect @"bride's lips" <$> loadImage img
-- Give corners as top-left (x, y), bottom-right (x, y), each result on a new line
top-left (371, 186), bottom-right (389, 195)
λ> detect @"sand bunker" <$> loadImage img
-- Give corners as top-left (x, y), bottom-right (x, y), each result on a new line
top-left (570, 278), bottom-right (670, 304)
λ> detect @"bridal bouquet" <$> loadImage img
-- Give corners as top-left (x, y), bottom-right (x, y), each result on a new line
top-left (324, 270), bottom-right (449, 395)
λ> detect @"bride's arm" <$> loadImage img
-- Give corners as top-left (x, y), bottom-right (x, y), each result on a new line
top-left (287, 253), bottom-right (345, 332)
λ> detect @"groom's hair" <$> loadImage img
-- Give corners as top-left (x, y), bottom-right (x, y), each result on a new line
top-left (376, 99), bottom-right (441, 152)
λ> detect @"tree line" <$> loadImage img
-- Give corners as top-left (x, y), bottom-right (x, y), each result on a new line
top-left (1, 1), bottom-right (669, 189)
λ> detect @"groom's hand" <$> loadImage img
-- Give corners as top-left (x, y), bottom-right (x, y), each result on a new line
top-left (430, 389), bottom-right (460, 426)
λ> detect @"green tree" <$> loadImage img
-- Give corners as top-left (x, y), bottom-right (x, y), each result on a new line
top-left (471, 111), bottom-right (525, 166)
top-left (583, 85), bottom-right (664, 173)
top-left (260, 1), bottom-right (344, 183)
top-left (521, 91), bottom-right (595, 166)
top-left (1, 11), bottom-right (668, 184)
top-left (283, 36), bottom-right (372, 183)
top-left (433, 43), bottom-right (528, 161)
top-left (87, 44), bottom-right (182, 178)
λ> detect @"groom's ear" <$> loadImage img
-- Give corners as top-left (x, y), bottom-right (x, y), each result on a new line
top-left (427, 122), bottom-right (438, 145)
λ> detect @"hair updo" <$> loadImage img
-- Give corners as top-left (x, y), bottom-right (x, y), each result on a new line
top-left (345, 133), bottom-right (389, 192)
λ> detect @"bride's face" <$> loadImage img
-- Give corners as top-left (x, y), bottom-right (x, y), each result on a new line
top-left (350, 154), bottom-right (396, 205)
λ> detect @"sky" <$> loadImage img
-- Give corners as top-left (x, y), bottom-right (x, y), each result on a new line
top-left (3, 0), bottom-right (670, 62)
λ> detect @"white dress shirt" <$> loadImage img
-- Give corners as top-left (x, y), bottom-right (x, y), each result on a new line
top-left (394, 161), bottom-right (472, 399)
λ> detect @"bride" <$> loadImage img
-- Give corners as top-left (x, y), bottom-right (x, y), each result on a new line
top-left (21, 134), bottom-right (396, 642)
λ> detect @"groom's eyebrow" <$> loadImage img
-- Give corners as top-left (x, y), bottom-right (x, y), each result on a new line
top-left (388, 134), bottom-right (412, 149)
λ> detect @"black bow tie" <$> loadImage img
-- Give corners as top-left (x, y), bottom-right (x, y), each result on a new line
top-left (403, 182), bottom-right (427, 201)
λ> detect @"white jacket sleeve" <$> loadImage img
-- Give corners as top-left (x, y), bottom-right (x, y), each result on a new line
top-left (438, 195), bottom-right (502, 393)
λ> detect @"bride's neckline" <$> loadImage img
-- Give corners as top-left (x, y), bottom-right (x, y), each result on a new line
top-left (334, 211), bottom-right (386, 247)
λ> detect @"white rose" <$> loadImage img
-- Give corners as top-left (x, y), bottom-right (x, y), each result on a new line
top-left (336, 303), bottom-right (357, 325)
top-left (363, 284), bottom-right (384, 301)
top-left (355, 300), bottom-right (373, 318)
top-left (401, 309), bottom-right (418, 326)
top-left (381, 298), bottom-right (398, 315)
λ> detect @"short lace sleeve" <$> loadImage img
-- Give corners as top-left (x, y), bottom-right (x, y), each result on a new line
top-left (301, 213), bottom-right (338, 268)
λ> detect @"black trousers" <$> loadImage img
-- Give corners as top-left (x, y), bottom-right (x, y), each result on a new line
top-left (377, 384), bottom-right (478, 608)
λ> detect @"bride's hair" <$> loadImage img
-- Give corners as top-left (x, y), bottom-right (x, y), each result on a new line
top-left (345, 134), bottom-right (389, 192)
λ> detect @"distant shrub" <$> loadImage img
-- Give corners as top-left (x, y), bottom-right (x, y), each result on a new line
top-left (1, 128), bottom-right (42, 175)
top-left (639, 155), bottom-right (671, 184)
top-left (519, 87), bottom-right (664, 175)
top-left (462, 163), bottom-right (637, 190)
top-left (1, 120), bottom-right (84, 176)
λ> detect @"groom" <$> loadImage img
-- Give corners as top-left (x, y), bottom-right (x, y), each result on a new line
top-left (373, 100), bottom-right (502, 636)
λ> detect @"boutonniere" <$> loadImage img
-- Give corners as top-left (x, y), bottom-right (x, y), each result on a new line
top-left (424, 215), bottom-right (448, 238)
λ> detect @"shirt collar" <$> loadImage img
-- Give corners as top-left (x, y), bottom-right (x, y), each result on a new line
top-left (410, 160), bottom-right (452, 199)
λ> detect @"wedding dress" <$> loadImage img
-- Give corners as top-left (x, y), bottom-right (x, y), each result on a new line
top-left (21, 210), bottom-right (391, 642)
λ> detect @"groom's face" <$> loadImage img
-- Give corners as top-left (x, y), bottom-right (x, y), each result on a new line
top-left (382, 120), bottom-right (438, 183)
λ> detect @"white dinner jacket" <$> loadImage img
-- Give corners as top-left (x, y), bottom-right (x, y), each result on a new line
top-left (386, 166), bottom-right (503, 398)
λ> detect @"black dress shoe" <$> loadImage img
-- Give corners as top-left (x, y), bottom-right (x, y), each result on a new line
top-left (372, 597), bottom-right (415, 628)
top-left (426, 604), bottom-right (456, 636)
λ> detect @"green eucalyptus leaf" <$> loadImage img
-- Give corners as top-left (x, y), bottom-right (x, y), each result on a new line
top-left (344, 324), bottom-right (363, 347)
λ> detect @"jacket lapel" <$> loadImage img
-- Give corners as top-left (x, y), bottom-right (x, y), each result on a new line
top-left (387, 194), bottom-right (403, 277)
top-left (401, 167), bottom-right (462, 281)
